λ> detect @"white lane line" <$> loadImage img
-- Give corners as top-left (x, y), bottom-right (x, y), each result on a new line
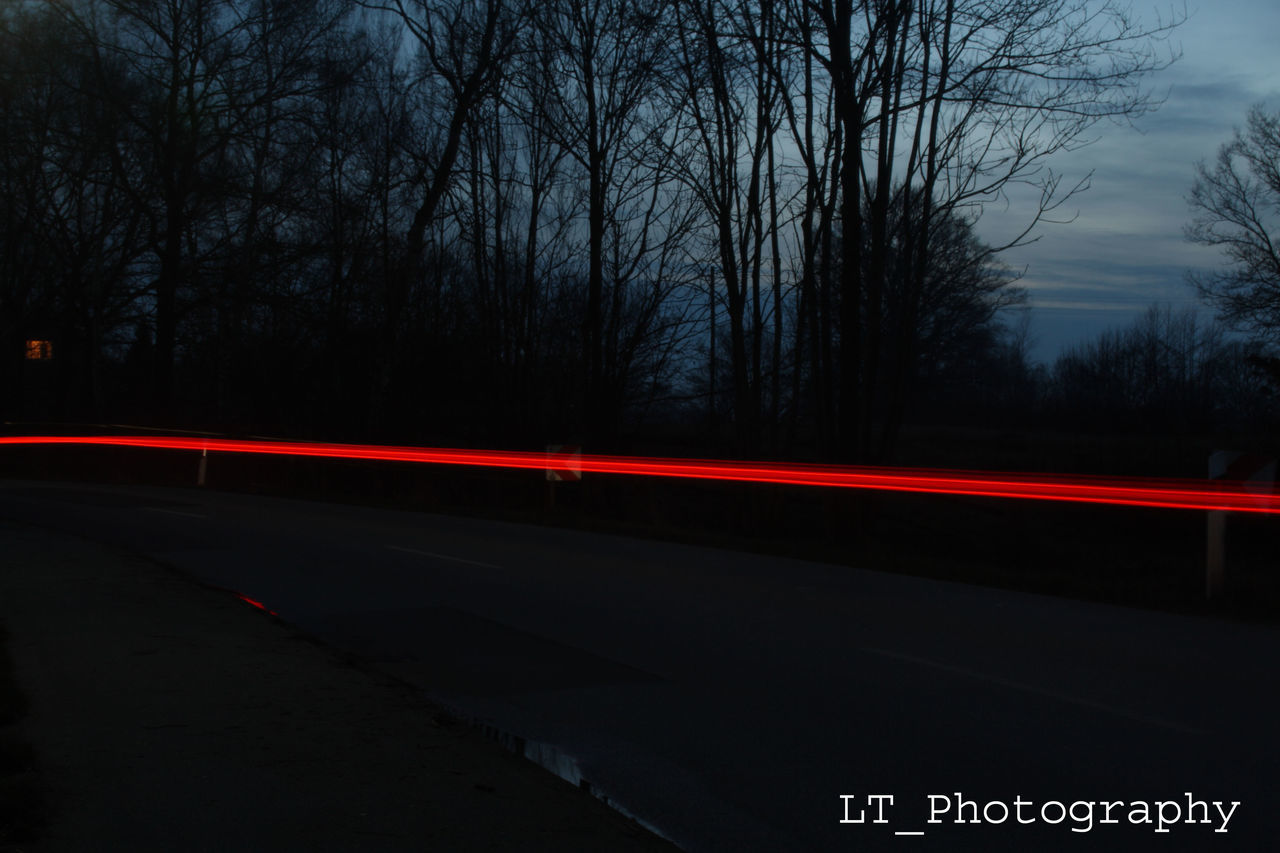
top-left (386, 544), bottom-right (502, 570)
top-left (894, 831), bottom-right (925, 836)
top-left (142, 507), bottom-right (207, 519)
top-left (863, 646), bottom-right (1203, 735)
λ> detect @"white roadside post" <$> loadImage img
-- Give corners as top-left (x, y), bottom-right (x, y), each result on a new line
top-left (1206, 451), bottom-right (1276, 600)
top-left (1205, 507), bottom-right (1225, 600)
top-left (544, 444), bottom-right (582, 509)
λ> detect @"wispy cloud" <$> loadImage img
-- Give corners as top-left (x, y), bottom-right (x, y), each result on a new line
top-left (975, 2), bottom-right (1280, 362)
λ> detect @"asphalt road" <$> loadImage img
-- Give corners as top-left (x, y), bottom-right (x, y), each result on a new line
top-left (2, 478), bottom-right (1276, 852)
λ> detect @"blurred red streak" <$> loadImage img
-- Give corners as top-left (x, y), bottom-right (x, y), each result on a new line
top-left (235, 592), bottom-right (278, 617)
top-left (2, 434), bottom-right (1277, 514)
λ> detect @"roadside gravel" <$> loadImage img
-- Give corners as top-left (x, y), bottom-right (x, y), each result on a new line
top-left (0, 522), bottom-right (675, 852)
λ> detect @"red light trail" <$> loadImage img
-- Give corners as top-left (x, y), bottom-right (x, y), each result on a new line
top-left (235, 592), bottom-right (278, 616)
top-left (2, 434), bottom-right (1277, 514)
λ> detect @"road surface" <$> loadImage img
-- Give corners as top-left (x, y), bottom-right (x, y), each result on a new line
top-left (2, 478), bottom-right (1275, 851)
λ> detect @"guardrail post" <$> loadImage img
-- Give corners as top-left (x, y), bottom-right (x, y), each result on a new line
top-left (1205, 509), bottom-right (1225, 600)
top-left (1206, 450), bottom-right (1276, 600)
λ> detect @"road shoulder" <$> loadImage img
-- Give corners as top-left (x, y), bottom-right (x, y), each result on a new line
top-left (0, 521), bottom-right (675, 852)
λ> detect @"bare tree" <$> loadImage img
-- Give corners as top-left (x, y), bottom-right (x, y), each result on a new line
top-left (879, 190), bottom-right (1025, 381)
top-left (392, 0), bottom-right (519, 268)
top-left (1046, 305), bottom-right (1260, 432)
top-left (179, 0), bottom-right (354, 426)
top-left (807, 0), bottom-right (1183, 459)
top-left (1, 3), bottom-right (149, 420)
top-left (51, 0), bottom-right (287, 416)
top-left (1, 6), bottom-right (74, 419)
top-left (772, 0), bottom-right (843, 451)
top-left (531, 0), bottom-right (679, 443)
top-left (1187, 105), bottom-right (1280, 343)
top-left (357, 0), bottom-right (522, 429)
top-left (669, 0), bottom-right (794, 453)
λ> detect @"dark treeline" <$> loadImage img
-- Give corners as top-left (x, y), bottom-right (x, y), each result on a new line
top-left (902, 303), bottom-right (1278, 442)
top-left (1039, 306), bottom-right (1278, 436)
top-left (4, 0), bottom-right (1208, 460)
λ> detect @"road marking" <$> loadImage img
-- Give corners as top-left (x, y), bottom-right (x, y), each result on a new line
top-left (895, 831), bottom-right (925, 836)
top-left (386, 544), bottom-right (502, 569)
top-left (142, 507), bottom-right (207, 519)
top-left (863, 646), bottom-right (1203, 735)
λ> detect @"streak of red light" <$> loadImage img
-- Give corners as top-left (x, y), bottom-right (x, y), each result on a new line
top-left (2, 434), bottom-right (1276, 514)
top-left (235, 592), bottom-right (278, 617)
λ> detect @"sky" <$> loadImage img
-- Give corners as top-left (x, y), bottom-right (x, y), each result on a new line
top-left (976, 0), bottom-right (1280, 365)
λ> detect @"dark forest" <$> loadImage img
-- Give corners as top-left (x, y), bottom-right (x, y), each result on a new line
top-left (5, 0), bottom-right (1276, 465)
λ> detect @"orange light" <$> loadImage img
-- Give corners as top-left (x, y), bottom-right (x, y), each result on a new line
top-left (25, 340), bottom-right (53, 360)
top-left (2, 434), bottom-right (1278, 514)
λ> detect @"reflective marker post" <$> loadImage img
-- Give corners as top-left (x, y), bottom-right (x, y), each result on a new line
top-left (544, 444), bottom-right (582, 510)
top-left (1206, 508), bottom-right (1225, 600)
top-left (1206, 451), bottom-right (1276, 600)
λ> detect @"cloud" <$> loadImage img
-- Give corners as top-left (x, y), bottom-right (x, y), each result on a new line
top-left (1031, 300), bottom-right (1147, 312)
top-left (961, 0), bottom-right (1280, 361)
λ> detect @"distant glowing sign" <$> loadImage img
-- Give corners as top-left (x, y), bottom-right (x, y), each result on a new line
top-left (25, 340), bottom-right (52, 360)
top-left (3, 435), bottom-right (1280, 514)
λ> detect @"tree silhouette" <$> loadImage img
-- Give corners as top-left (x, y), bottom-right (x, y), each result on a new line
top-left (1188, 105), bottom-right (1280, 344)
